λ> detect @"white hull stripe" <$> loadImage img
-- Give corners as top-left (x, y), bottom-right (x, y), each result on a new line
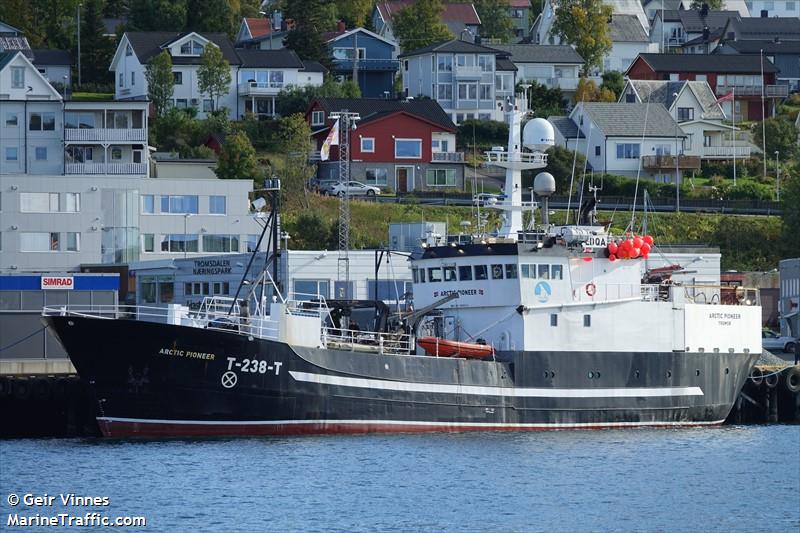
top-left (97, 417), bottom-right (726, 429)
top-left (289, 371), bottom-right (704, 399)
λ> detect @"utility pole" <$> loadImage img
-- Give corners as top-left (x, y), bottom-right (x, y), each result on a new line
top-left (330, 111), bottom-right (360, 290)
top-left (77, 3), bottom-right (82, 87)
top-left (674, 92), bottom-right (680, 213)
top-left (760, 49), bottom-right (767, 179)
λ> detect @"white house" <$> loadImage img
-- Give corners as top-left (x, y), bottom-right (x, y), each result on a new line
top-left (650, 9), bottom-right (740, 52)
top-left (491, 44), bottom-right (584, 93)
top-left (602, 14), bottom-right (659, 74)
top-left (745, 0), bottom-right (797, 17)
top-left (548, 102), bottom-right (692, 183)
top-left (399, 39), bottom-right (516, 124)
top-left (534, 0), bottom-right (649, 45)
top-left (110, 31), bottom-right (324, 119)
top-left (620, 79), bottom-right (752, 160)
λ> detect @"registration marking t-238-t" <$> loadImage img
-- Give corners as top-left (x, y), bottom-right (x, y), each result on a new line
top-left (226, 357), bottom-right (283, 375)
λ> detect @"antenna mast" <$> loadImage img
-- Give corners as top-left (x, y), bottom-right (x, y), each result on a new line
top-left (330, 111), bottom-right (360, 286)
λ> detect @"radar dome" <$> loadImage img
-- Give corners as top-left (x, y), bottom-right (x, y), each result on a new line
top-left (533, 172), bottom-right (556, 197)
top-left (523, 118), bottom-right (555, 151)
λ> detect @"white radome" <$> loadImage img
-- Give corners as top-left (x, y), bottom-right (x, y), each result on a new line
top-left (533, 172), bottom-right (556, 197)
top-left (523, 118), bottom-right (555, 152)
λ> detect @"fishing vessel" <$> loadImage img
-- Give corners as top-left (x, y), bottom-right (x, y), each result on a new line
top-left (42, 91), bottom-right (762, 437)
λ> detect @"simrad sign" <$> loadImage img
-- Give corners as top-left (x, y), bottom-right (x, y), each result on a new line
top-left (41, 276), bottom-right (75, 289)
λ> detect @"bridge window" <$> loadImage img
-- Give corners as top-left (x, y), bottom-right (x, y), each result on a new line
top-left (550, 314), bottom-right (558, 327)
top-left (505, 264), bottom-right (518, 279)
top-left (491, 264), bottom-right (504, 279)
top-left (459, 265), bottom-right (472, 281)
top-left (474, 265), bottom-right (488, 280)
top-left (443, 266), bottom-right (457, 282)
top-left (551, 264), bottom-right (563, 280)
top-left (538, 264), bottom-right (550, 279)
top-left (428, 267), bottom-right (442, 282)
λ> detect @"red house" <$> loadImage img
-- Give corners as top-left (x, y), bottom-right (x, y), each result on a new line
top-left (626, 53), bottom-right (784, 121)
top-left (306, 98), bottom-right (464, 192)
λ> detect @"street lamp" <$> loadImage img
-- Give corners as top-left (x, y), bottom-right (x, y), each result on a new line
top-left (674, 92), bottom-right (680, 213)
top-left (183, 213), bottom-right (192, 259)
top-left (775, 150), bottom-right (780, 201)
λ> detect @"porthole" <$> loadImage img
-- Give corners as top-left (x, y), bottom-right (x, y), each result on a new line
top-left (666, 370), bottom-right (672, 378)
top-left (725, 368), bottom-right (729, 375)
top-left (635, 370), bottom-right (640, 379)
top-left (695, 369), bottom-right (700, 376)
top-left (595, 371), bottom-right (601, 379)
top-left (543, 370), bottom-right (549, 378)
top-left (588, 371), bottom-right (594, 379)
top-left (67, 320), bottom-right (74, 326)
top-left (550, 371), bottom-right (555, 378)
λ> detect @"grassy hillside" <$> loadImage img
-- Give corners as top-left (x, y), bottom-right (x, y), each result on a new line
top-left (281, 194), bottom-right (790, 271)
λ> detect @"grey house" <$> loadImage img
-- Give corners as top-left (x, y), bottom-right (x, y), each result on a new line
top-left (713, 40), bottom-right (800, 92)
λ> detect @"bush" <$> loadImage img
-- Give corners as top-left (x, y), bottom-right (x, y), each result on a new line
top-left (74, 82), bottom-right (115, 93)
top-left (456, 119), bottom-right (508, 151)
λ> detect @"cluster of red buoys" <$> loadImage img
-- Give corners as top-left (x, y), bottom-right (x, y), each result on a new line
top-left (606, 235), bottom-right (654, 262)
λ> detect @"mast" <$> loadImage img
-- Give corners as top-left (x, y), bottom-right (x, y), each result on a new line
top-left (331, 111), bottom-right (360, 288)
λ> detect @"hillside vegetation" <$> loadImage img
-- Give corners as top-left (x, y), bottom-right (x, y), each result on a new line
top-left (282, 195), bottom-right (791, 272)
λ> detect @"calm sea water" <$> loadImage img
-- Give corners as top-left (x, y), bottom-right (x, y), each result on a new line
top-left (2, 426), bottom-right (798, 532)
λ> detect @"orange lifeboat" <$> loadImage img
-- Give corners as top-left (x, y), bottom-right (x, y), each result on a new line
top-left (417, 337), bottom-right (495, 359)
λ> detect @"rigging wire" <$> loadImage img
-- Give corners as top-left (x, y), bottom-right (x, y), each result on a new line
top-left (628, 92), bottom-right (652, 233)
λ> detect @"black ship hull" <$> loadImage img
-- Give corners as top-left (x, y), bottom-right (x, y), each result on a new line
top-left (43, 315), bottom-right (759, 438)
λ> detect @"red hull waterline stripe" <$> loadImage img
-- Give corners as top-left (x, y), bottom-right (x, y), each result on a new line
top-left (97, 417), bottom-right (727, 438)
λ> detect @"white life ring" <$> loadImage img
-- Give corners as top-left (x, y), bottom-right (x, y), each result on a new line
top-left (585, 283), bottom-right (597, 297)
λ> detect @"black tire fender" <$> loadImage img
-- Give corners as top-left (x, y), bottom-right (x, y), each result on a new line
top-left (784, 366), bottom-right (800, 393)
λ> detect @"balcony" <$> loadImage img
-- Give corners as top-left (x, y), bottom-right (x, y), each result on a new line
top-left (715, 84), bottom-right (789, 97)
top-left (239, 81), bottom-right (284, 96)
top-left (454, 65), bottom-right (484, 78)
top-left (699, 145), bottom-right (752, 159)
top-left (65, 162), bottom-right (147, 175)
top-left (432, 151), bottom-right (465, 163)
top-left (64, 128), bottom-right (147, 142)
top-left (528, 77), bottom-right (580, 91)
top-left (332, 58), bottom-right (400, 72)
top-left (641, 155), bottom-right (701, 170)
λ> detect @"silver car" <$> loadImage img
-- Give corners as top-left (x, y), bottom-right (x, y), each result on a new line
top-left (330, 181), bottom-right (380, 197)
top-left (762, 330), bottom-right (796, 352)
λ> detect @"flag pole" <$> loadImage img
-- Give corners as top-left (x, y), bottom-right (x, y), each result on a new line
top-left (732, 86), bottom-right (736, 186)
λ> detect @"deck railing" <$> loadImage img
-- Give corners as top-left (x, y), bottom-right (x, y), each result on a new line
top-left (322, 327), bottom-right (413, 355)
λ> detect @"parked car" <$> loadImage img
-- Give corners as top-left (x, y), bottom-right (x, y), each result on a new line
top-left (330, 181), bottom-right (380, 197)
top-left (309, 179), bottom-right (339, 195)
top-left (761, 330), bottom-right (796, 352)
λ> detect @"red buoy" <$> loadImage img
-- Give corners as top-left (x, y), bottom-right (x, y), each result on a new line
top-left (608, 242), bottom-right (618, 254)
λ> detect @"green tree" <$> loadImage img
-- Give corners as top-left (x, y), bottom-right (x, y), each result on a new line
top-left (215, 131), bottom-right (260, 180)
top-left (551, 0), bottom-right (613, 76)
top-left (285, 213), bottom-right (334, 249)
top-left (186, 0), bottom-right (235, 36)
top-left (573, 77), bottom-right (599, 103)
top-left (197, 44), bottom-right (232, 111)
top-left (236, 0), bottom-right (263, 18)
top-left (283, 0), bottom-right (338, 65)
top-left (335, 0), bottom-right (373, 28)
top-left (150, 107), bottom-right (201, 155)
top-left (79, 0), bottom-right (115, 85)
top-left (600, 70), bottom-right (625, 100)
top-left (0, 0), bottom-right (80, 49)
top-left (146, 51), bottom-right (175, 117)
top-left (781, 162), bottom-right (800, 255)
top-left (284, 26), bottom-right (331, 67)
top-left (520, 81), bottom-right (565, 117)
top-left (524, 146), bottom-right (585, 193)
top-left (276, 78), bottom-right (361, 116)
top-left (278, 113), bottom-right (315, 207)
top-left (128, 0), bottom-right (187, 31)
top-left (752, 117), bottom-right (798, 160)
top-left (474, 0), bottom-right (513, 42)
top-left (690, 0), bottom-right (724, 9)
top-left (392, 0), bottom-right (453, 52)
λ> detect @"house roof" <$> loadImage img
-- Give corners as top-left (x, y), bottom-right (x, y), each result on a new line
top-left (244, 17), bottom-right (271, 39)
top-left (580, 102), bottom-right (684, 138)
top-left (301, 60), bottom-right (328, 73)
top-left (236, 48), bottom-right (304, 68)
top-left (627, 79), bottom-right (724, 120)
top-left (722, 39), bottom-right (800, 55)
top-left (496, 58), bottom-right (517, 71)
top-left (124, 31), bottom-right (241, 64)
top-left (312, 98), bottom-right (456, 131)
top-left (491, 44), bottom-right (583, 64)
top-left (376, 1), bottom-right (481, 25)
top-left (681, 27), bottom-right (725, 47)
top-left (399, 39), bottom-right (507, 58)
top-left (0, 34), bottom-right (30, 51)
top-left (0, 50), bottom-right (17, 71)
top-left (605, 0), bottom-right (649, 30)
top-left (675, 9), bottom-right (740, 33)
top-left (609, 14), bottom-right (649, 42)
top-left (30, 48), bottom-right (71, 66)
top-left (630, 53), bottom-right (777, 73)
top-left (548, 116), bottom-right (584, 139)
top-left (324, 27), bottom-right (397, 48)
top-left (731, 17), bottom-right (800, 39)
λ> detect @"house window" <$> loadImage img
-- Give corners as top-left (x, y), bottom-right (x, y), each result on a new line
top-left (677, 107), bottom-right (694, 121)
top-left (209, 195), bottom-right (226, 214)
top-left (11, 67), bottom-right (24, 88)
top-left (478, 55), bottom-right (494, 72)
top-left (294, 279), bottom-right (330, 300)
top-left (20, 192), bottom-right (59, 212)
top-left (365, 168), bottom-right (387, 186)
top-left (29, 112), bottom-right (55, 131)
top-left (457, 83), bottom-right (477, 100)
top-left (180, 40), bottom-right (204, 55)
top-left (20, 232), bottom-right (61, 252)
top-left (426, 168), bottom-right (456, 187)
top-left (437, 55), bottom-right (453, 72)
top-left (142, 195), bottom-right (154, 214)
top-left (654, 144), bottom-right (671, 156)
top-left (479, 84), bottom-right (492, 100)
top-left (245, 234), bottom-right (259, 252)
top-left (616, 143), bottom-right (640, 159)
top-left (437, 84), bottom-right (453, 100)
top-left (669, 73), bottom-right (679, 81)
top-left (160, 195), bottom-right (199, 214)
top-left (175, 99), bottom-right (188, 109)
top-left (495, 73), bottom-right (513, 92)
top-left (111, 147), bottom-right (123, 160)
top-left (6, 113), bottom-right (18, 126)
top-left (64, 193), bottom-right (80, 212)
top-left (119, 73), bottom-right (123, 87)
top-left (5, 147), bottom-right (18, 161)
top-left (65, 146), bottom-right (93, 163)
top-left (66, 232), bottom-right (80, 252)
top-left (173, 71), bottom-right (183, 84)
top-left (160, 234), bottom-right (199, 253)
top-left (203, 234), bottom-right (239, 253)
top-left (395, 139), bottom-right (422, 158)
top-left (360, 137), bottom-right (375, 152)
top-left (125, 44), bottom-right (132, 56)
top-left (143, 234), bottom-right (155, 252)
top-left (131, 71), bottom-right (135, 85)
top-left (595, 145), bottom-right (601, 156)
top-left (202, 99), bottom-right (214, 112)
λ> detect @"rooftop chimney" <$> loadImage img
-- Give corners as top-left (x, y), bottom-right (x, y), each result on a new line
top-left (337, 20), bottom-right (346, 33)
